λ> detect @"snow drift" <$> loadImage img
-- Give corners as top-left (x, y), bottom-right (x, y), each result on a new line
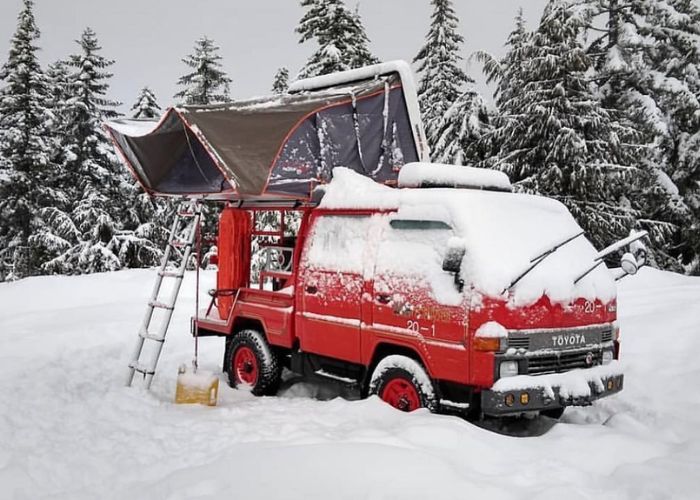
top-left (0, 268), bottom-right (698, 499)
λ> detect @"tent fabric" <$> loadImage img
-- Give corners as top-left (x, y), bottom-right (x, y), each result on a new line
top-left (106, 71), bottom-right (420, 201)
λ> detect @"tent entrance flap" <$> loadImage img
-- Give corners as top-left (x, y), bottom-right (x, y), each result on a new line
top-left (108, 110), bottom-right (232, 196)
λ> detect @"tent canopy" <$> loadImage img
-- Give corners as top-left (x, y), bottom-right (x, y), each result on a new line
top-left (106, 61), bottom-right (428, 201)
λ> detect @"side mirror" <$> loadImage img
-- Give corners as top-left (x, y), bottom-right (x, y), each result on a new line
top-left (620, 252), bottom-right (638, 275)
top-left (631, 239), bottom-right (647, 268)
top-left (443, 239), bottom-right (466, 273)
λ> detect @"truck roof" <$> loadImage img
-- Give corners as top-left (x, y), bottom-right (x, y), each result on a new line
top-left (319, 168), bottom-right (616, 307)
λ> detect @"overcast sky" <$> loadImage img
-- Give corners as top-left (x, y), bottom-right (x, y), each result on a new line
top-left (0, 0), bottom-right (551, 112)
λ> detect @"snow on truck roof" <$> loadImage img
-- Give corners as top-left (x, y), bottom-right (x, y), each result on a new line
top-left (397, 162), bottom-right (512, 191)
top-left (321, 168), bottom-right (616, 306)
top-left (105, 60), bottom-right (428, 201)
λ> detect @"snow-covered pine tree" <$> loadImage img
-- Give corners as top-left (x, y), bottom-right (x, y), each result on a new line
top-left (296, 0), bottom-right (378, 79)
top-left (413, 0), bottom-right (470, 152)
top-left (491, 0), bottom-right (651, 249)
top-left (130, 86), bottom-right (161, 119)
top-left (474, 9), bottom-right (530, 112)
top-left (44, 59), bottom-right (74, 200)
top-left (272, 67), bottom-right (290, 94)
top-left (579, 0), bottom-right (700, 270)
top-left (175, 37), bottom-right (232, 105)
top-left (0, 0), bottom-right (59, 280)
top-left (431, 86), bottom-right (491, 166)
top-left (37, 28), bottom-right (163, 274)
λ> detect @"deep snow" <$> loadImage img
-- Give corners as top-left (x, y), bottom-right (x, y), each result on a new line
top-left (0, 267), bottom-right (699, 499)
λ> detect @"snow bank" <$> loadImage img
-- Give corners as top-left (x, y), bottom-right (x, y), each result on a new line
top-left (1, 268), bottom-right (700, 498)
top-left (321, 168), bottom-right (615, 306)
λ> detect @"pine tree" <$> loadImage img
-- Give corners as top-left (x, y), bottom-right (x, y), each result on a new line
top-left (130, 86), bottom-right (161, 119)
top-left (579, 0), bottom-right (700, 269)
top-left (36, 28), bottom-right (163, 274)
top-left (175, 37), bottom-right (232, 105)
top-left (271, 67), bottom-right (289, 94)
top-left (296, 0), bottom-right (378, 79)
top-left (413, 0), bottom-right (471, 152)
top-left (491, 0), bottom-right (652, 249)
top-left (0, 0), bottom-right (58, 280)
top-left (474, 9), bottom-right (530, 112)
top-left (432, 86), bottom-right (491, 166)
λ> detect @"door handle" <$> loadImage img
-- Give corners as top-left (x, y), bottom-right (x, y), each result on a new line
top-left (376, 293), bottom-right (392, 304)
top-left (305, 285), bottom-right (318, 295)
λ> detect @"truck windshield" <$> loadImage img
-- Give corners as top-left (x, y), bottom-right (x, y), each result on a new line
top-left (397, 188), bottom-right (616, 305)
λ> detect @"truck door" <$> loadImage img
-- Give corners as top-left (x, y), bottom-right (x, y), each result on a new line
top-left (368, 218), bottom-right (468, 375)
top-left (296, 213), bottom-right (374, 364)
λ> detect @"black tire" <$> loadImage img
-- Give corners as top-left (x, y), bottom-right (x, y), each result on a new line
top-left (224, 329), bottom-right (281, 396)
top-left (368, 355), bottom-right (437, 412)
top-left (540, 407), bottom-right (565, 419)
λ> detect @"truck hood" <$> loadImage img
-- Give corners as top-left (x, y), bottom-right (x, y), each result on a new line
top-left (470, 294), bottom-right (617, 331)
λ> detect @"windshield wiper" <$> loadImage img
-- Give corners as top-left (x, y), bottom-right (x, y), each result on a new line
top-left (573, 230), bottom-right (649, 284)
top-left (503, 230), bottom-right (585, 294)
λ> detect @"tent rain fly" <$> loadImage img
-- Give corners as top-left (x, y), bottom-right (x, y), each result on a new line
top-left (106, 61), bottom-right (428, 201)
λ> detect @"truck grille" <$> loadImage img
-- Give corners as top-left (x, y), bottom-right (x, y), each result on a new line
top-left (527, 350), bottom-right (602, 375)
top-left (601, 329), bottom-right (613, 343)
top-left (507, 337), bottom-right (530, 349)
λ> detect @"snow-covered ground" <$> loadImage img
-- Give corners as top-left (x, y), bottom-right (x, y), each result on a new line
top-left (1, 268), bottom-right (699, 499)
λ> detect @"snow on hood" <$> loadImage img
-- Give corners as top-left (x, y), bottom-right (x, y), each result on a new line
top-left (321, 168), bottom-right (616, 306)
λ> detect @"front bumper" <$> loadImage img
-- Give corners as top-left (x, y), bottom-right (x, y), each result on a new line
top-left (480, 362), bottom-right (624, 416)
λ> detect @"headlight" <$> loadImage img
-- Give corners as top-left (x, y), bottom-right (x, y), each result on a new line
top-left (602, 350), bottom-right (614, 365)
top-left (499, 360), bottom-right (519, 378)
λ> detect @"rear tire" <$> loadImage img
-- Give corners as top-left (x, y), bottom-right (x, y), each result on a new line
top-left (224, 329), bottom-right (281, 396)
top-left (368, 355), bottom-right (437, 412)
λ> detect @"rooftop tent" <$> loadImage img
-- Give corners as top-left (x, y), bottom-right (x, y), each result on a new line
top-left (106, 61), bottom-right (429, 201)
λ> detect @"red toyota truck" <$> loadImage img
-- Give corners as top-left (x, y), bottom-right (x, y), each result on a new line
top-left (106, 61), bottom-right (640, 418)
top-left (195, 164), bottom-right (635, 418)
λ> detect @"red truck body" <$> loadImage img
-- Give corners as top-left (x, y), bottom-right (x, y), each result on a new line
top-left (195, 195), bottom-right (623, 417)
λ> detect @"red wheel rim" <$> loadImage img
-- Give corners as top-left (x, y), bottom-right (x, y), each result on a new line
top-left (232, 346), bottom-right (259, 386)
top-left (380, 378), bottom-right (421, 412)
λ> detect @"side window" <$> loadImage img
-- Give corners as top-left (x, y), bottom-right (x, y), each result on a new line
top-left (303, 215), bottom-right (373, 274)
top-left (375, 219), bottom-right (462, 305)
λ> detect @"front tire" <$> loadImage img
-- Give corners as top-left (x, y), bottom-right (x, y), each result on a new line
top-left (224, 329), bottom-right (281, 396)
top-left (368, 355), bottom-right (437, 412)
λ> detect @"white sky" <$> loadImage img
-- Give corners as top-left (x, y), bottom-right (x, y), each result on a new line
top-left (0, 0), bottom-right (551, 113)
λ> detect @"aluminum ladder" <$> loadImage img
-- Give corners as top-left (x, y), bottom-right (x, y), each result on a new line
top-left (126, 201), bottom-right (201, 388)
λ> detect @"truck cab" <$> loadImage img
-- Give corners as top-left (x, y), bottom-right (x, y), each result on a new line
top-left (196, 165), bottom-right (627, 418)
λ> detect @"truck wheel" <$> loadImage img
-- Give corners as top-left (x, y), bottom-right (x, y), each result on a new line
top-left (368, 355), bottom-right (437, 412)
top-left (224, 329), bottom-right (281, 396)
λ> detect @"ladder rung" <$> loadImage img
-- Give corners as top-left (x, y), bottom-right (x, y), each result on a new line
top-left (177, 210), bottom-right (200, 217)
top-left (139, 330), bottom-right (165, 343)
top-left (149, 300), bottom-right (174, 310)
top-left (158, 270), bottom-right (184, 279)
top-left (252, 230), bottom-right (284, 237)
top-left (170, 239), bottom-right (192, 248)
top-left (129, 363), bottom-right (156, 376)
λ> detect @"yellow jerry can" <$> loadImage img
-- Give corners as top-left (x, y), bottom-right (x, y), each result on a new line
top-left (175, 365), bottom-right (219, 406)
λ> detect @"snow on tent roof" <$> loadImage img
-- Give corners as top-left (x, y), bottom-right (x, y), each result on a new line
top-left (105, 61), bottom-right (428, 201)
